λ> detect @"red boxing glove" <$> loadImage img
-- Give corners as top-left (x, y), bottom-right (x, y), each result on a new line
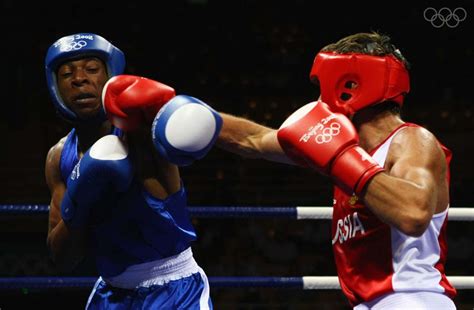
top-left (102, 75), bottom-right (176, 131)
top-left (277, 101), bottom-right (384, 195)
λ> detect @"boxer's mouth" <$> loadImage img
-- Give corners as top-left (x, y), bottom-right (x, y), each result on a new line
top-left (72, 93), bottom-right (97, 105)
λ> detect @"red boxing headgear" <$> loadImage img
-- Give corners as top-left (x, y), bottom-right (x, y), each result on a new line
top-left (309, 52), bottom-right (410, 116)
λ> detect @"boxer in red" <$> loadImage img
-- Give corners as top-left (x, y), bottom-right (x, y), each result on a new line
top-left (217, 31), bottom-right (457, 309)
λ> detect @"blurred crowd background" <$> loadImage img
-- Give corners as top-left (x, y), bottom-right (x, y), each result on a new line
top-left (1, 0), bottom-right (473, 308)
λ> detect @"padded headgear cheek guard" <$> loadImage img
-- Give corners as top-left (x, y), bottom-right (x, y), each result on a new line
top-left (45, 33), bottom-right (126, 122)
top-left (309, 52), bottom-right (410, 116)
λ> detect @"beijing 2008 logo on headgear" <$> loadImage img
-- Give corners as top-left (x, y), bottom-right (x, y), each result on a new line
top-left (58, 37), bottom-right (88, 52)
top-left (423, 7), bottom-right (467, 28)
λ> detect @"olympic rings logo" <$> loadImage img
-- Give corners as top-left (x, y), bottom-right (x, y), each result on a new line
top-left (59, 40), bottom-right (88, 52)
top-left (315, 122), bottom-right (341, 144)
top-left (423, 7), bottom-right (467, 28)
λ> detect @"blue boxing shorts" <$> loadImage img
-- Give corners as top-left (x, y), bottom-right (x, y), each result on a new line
top-left (85, 248), bottom-right (212, 309)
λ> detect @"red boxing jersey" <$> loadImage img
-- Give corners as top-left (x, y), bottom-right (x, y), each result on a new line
top-left (331, 123), bottom-right (456, 306)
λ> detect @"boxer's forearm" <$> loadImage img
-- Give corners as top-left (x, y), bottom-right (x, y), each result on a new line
top-left (47, 221), bottom-right (87, 272)
top-left (217, 113), bottom-right (295, 164)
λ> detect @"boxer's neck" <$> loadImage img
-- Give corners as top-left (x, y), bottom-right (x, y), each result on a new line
top-left (354, 110), bottom-right (404, 153)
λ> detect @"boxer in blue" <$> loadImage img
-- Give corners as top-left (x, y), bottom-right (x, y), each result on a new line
top-left (44, 33), bottom-right (221, 309)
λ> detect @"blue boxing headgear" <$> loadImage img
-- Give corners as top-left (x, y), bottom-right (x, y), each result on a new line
top-left (45, 33), bottom-right (125, 122)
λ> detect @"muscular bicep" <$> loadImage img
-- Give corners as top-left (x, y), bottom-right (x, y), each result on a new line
top-left (389, 156), bottom-right (434, 193)
top-left (384, 127), bottom-right (447, 214)
top-left (362, 127), bottom-right (448, 235)
top-left (45, 145), bottom-right (66, 234)
top-left (44, 140), bottom-right (88, 269)
top-left (388, 130), bottom-right (443, 191)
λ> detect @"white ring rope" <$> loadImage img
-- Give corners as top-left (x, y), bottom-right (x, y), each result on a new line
top-left (302, 276), bottom-right (474, 290)
top-left (296, 207), bottom-right (474, 221)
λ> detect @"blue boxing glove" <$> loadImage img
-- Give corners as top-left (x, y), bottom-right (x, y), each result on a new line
top-left (61, 135), bottom-right (133, 228)
top-left (151, 95), bottom-right (223, 166)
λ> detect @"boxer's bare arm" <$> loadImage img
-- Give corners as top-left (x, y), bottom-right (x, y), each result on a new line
top-left (45, 138), bottom-right (87, 271)
top-left (217, 113), bottom-right (295, 165)
top-left (362, 127), bottom-right (448, 237)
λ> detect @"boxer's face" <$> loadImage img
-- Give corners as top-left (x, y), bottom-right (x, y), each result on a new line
top-left (57, 57), bottom-right (108, 120)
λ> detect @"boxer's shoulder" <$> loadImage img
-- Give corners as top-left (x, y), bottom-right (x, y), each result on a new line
top-left (47, 136), bottom-right (68, 165)
top-left (45, 136), bottom-right (69, 187)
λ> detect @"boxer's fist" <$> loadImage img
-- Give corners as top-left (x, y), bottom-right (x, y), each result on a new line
top-left (102, 75), bottom-right (175, 131)
top-left (277, 101), bottom-right (384, 194)
top-left (151, 95), bottom-right (222, 166)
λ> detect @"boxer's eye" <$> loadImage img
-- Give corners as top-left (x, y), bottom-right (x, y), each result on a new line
top-left (86, 66), bottom-right (100, 73)
top-left (60, 72), bottom-right (72, 78)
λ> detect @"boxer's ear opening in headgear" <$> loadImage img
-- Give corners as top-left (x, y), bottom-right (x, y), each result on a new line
top-left (45, 33), bottom-right (126, 123)
top-left (340, 92), bottom-right (352, 102)
top-left (341, 81), bottom-right (357, 101)
top-left (311, 75), bottom-right (358, 106)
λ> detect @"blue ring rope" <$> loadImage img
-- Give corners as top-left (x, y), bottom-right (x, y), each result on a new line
top-left (1, 204), bottom-right (298, 218)
top-left (0, 277), bottom-right (303, 290)
top-left (1, 204), bottom-right (50, 215)
top-left (2, 204), bottom-right (473, 220)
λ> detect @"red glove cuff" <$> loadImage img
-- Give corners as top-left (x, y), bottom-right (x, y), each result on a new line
top-left (331, 146), bottom-right (384, 195)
